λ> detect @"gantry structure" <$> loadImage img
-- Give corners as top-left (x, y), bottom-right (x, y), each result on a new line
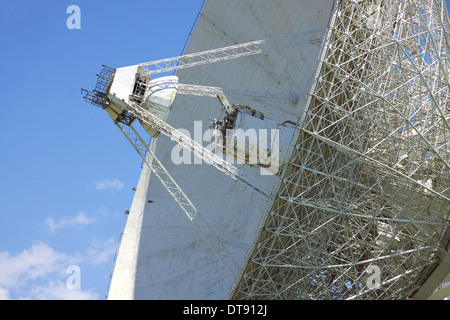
top-left (85, 0), bottom-right (450, 300)
top-left (229, 0), bottom-right (450, 299)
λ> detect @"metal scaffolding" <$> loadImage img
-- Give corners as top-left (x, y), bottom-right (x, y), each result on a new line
top-left (230, 0), bottom-right (450, 299)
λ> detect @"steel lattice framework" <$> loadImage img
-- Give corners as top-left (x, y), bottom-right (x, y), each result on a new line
top-left (230, 0), bottom-right (450, 299)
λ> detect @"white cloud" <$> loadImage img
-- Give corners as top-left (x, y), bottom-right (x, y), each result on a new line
top-left (87, 238), bottom-right (116, 266)
top-left (45, 211), bottom-right (94, 234)
top-left (0, 241), bottom-right (107, 300)
top-left (0, 242), bottom-right (75, 288)
top-left (94, 179), bottom-right (124, 192)
top-left (0, 242), bottom-right (95, 300)
top-left (0, 287), bottom-right (10, 300)
top-left (24, 281), bottom-right (98, 300)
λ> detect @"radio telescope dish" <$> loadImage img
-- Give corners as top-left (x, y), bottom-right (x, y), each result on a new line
top-left (82, 0), bottom-right (449, 300)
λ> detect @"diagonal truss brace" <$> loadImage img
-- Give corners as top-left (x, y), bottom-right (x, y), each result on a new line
top-left (138, 27), bottom-right (326, 76)
top-left (115, 121), bottom-right (241, 277)
top-left (111, 95), bottom-right (271, 198)
top-left (177, 83), bottom-right (297, 105)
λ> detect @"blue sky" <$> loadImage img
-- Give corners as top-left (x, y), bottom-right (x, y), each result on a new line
top-left (1, 0), bottom-right (450, 300)
top-left (0, 0), bottom-right (204, 299)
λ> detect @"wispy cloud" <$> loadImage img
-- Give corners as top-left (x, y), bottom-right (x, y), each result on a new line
top-left (0, 287), bottom-right (10, 300)
top-left (93, 179), bottom-right (123, 192)
top-left (1, 206), bottom-right (116, 299)
top-left (0, 239), bottom-right (115, 300)
top-left (44, 211), bottom-right (94, 234)
top-left (0, 242), bottom-right (74, 289)
top-left (0, 241), bottom-right (98, 300)
top-left (86, 237), bottom-right (116, 266)
top-left (24, 281), bottom-right (98, 300)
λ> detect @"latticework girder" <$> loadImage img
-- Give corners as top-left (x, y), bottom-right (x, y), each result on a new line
top-left (114, 122), bottom-right (241, 277)
top-left (177, 83), bottom-right (296, 105)
top-left (230, 0), bottom-right (450, 299)
top-left (138, 28), bottom-right (325, 76)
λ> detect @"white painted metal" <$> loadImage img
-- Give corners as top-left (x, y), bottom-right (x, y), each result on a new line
top-left (114, 122), bottom-right (241, 277)
top-left (110, 94), bottom-right (271, 198)
top-left (142, 76), bottom-right (178, 122)
top-left (109, 65), bottom-right (141, 103)
top-left (108, 0), bottom-right (333, 300)
top-left (177, 83), bottom-right (296, 105)
top-left (138, 28), bottom-right (326, 76)
top-left (212, 110), bottom-right (296, 175)
top-left (230, 0), bottom-right (450, 300)
top-left (139, 76), bottom-right (178, 138)
top-left (106, 0), bottom-right (450, 300)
